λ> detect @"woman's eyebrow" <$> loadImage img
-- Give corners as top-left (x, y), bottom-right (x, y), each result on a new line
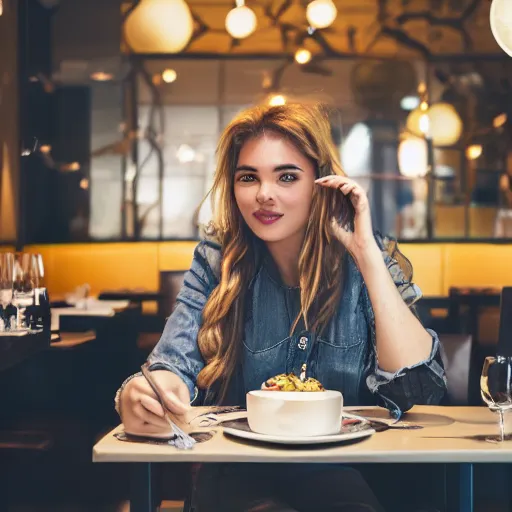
top-left (274, 164), bottom-right (303, 172)
top-left (234, 164), bottom-right (304, 173)
top-left (235, 165), bottom-right (258, 172)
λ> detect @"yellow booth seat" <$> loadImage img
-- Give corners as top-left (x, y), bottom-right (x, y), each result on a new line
top-left (25, 242), bottom-right (161, 297)
top-left (397, 244), bottom-right (444, 297)
top-left (442, 243), bottom-right (512, 295)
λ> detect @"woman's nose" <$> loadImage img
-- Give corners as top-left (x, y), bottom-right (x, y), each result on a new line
top-left (256, 182), bottom-right (274, 204)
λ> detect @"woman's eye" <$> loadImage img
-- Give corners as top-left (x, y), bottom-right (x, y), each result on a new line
top-left (238, 174), bottom-right (256, 183)
top-left (280, 173), bottom-right (298, 183)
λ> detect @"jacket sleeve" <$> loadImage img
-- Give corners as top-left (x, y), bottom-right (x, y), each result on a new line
top-left (146, 240), bottom-right (221, 401)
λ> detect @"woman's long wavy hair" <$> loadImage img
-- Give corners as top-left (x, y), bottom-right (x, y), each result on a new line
top-left (196, 102), bottom-right (355, 400)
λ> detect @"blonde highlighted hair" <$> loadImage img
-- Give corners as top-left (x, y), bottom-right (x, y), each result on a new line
top-left (196, 102), bottom-right (354, 400)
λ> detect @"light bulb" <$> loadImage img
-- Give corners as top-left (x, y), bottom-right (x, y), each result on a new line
top-left (124, 0), bottom-right (194, 53)
top-left (268, 94), bottom-right (286, 106)
top-left (162, 68), bottom-right (177, 83)
top-left (306, 0), bottom-right (337, 29)
top-left (90, 71), bottom-right (114, 82)
top-left (225, 5), bottom-right (257, 39)
top-left (398, 137), bottom-right (428, 178)
top-left (490, 0), bottom-right (512, 57)
top-left (494, 113), bottom-right (507, 128)
top-left (295, 48), bottom-right (312, 64)
top-left (466, 145), bottom-right (483, 160)
top-left (428, 103), bottom-right (463, 146)
top-left (419, 113), bottom-right (430, 136)
top-left (406, 103), bottom-right (462, 146)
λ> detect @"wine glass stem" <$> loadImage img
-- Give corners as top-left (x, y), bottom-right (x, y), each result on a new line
top-left (499, 410), bottom-right (505, 442)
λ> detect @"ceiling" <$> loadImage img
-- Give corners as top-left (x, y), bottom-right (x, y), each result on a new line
top-left (125, 0), bottom-right (502, 59)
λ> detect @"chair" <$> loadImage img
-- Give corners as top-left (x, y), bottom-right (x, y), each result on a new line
top-left (438, 333), bottom-right (473, 405)
top-left (157, 271), bottom-right (186, 318)
top-left (136, 271), bottom-right (186, 354)
top-left (416, 297), bottom-right (473, 405)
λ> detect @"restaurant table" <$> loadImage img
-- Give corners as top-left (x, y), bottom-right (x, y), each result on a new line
top-left (0, 330), bottom-right (50, 373)
top-left (0, 329), bottom-right (52, 509)
top-left (98, 290), bottom-right (164, 303)
top-left (93, 405), bottom-right (512, 512)
top-left (50, 304), bottom-right (141, 346)
top-left (50, 330), bottom-right (96, 349)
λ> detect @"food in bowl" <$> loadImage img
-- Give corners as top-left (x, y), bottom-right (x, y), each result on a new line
top-left (247, 371), bottom-right (343, 437)
top-left (262, 372), bottom-right (325, 392)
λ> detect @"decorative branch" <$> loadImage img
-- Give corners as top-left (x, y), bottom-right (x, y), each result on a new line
top-left (380, 26), bottom-right (432, 58)
top-left (264, 0), bottom-right (293, 26)
top-left (395, 0), bottom-right (482, 52)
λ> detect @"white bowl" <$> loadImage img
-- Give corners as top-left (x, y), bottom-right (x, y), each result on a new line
top-left (246, 389), bottom-right (343, 437)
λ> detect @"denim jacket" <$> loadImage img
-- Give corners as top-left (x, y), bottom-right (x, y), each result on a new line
top-left (147, 236), bottom-right (446, 418)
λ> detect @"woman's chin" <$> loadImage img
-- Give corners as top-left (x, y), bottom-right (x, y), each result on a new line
top-left (251, 230), bottom-right (287, 243)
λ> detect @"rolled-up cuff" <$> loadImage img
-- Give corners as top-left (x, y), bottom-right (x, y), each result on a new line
top-left (366, 329), bottom-right (446, 419)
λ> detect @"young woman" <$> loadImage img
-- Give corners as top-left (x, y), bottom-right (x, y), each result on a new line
top-left (116, 103), bottom-right (446, 512)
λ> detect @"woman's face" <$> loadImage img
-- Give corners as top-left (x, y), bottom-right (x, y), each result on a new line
top-left (233, 132), bottom-right (317, 248)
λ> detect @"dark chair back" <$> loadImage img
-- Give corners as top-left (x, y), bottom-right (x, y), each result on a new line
top-left (416, 297), bottom-right (473, 404)
top-left (158, 271), bottom-right (186, 318)
top-left (497, 287), bottom-right (512, 356)
top-left (439, 333), bottom-right (473, 405)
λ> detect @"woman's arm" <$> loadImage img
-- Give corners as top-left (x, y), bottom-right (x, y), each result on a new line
top-left (315, 175), bottom-right (446, 415)
top-left (355, 243), bottom-right (432, 372)
top-left (115, 240), bottom-right (221, 414)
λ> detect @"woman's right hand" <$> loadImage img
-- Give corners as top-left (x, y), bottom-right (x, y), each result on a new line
top-left (119, 370), bottom-right (191, 436)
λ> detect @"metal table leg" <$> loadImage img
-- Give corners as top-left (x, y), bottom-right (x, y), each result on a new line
top-left (130, 463), bottom-right (158, 512)
top-left (446, 463), bottom-right (474, 512)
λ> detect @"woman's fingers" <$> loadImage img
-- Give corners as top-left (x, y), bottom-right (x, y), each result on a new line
top-left (126, 421), bottom-right (174, 437)
top-left (139, 394), bottom-right (166, 419)
top-left (134, 399), bottom-right (170, 429)
top-left (133, 372), bottom-right (190, 416)
top-left (339, 183), bottom-right (356, 195)
top-left (162, 391), bottom-right (190, 415)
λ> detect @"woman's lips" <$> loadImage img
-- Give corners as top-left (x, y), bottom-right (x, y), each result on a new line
top-left (253, 211), bottom-right (283, 225)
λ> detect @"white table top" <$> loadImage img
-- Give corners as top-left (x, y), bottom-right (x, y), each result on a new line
top-left (93, 406), bottom-right (512, 464)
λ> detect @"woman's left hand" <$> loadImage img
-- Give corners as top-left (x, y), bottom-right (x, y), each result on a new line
top-left (315, 175), bottom-right (379, 258)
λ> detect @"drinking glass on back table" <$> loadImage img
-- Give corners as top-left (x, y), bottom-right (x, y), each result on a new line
top-left (12, 253), bottom-right (37, 331)
top-left (32, 254), bottom-right (49, 330)
top-left (0, 253), bottom-right (14, 331)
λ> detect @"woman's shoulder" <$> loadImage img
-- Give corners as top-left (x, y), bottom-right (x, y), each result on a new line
top-left (193, 237), bottom-right (222, 282)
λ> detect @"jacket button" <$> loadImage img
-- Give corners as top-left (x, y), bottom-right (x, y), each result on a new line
top-left (298, 336), bottom-right (308, 350)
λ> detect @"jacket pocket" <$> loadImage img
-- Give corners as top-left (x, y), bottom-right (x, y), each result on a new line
top-left (242, 336), bottom-right (290, 392)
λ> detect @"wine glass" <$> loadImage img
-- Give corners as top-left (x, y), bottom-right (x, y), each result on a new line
top-left (31, 254), bottom-right (49, 330)
top-left (12, 253), bottom-right (37, 331)
top-left (0, 253), bottom-right (15, 331)
top-left (480, 356), bottom-right (512, 442)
